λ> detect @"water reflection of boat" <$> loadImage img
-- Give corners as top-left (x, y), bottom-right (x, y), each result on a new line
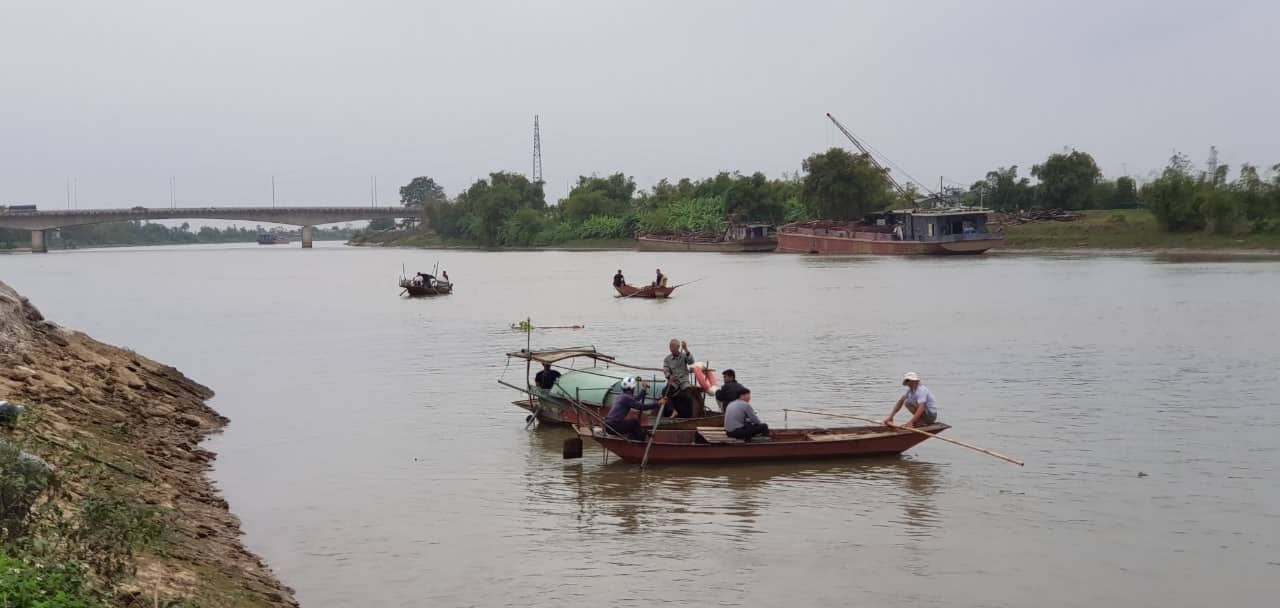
top-left (500, 347), bottom-right (722, 429)
top-left (576, 423), bottom-right (949, 464)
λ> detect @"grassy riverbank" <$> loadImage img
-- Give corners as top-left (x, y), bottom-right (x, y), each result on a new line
top-left (997, 210), bottom-right (1280, 252)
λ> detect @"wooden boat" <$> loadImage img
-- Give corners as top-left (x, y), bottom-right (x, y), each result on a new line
top-left (614, 284), bottom-right (675, 299)
top-left (257, 232), bottom-right (289, 245)
top-left (777, 208), bottom-right (1003, 255)
top-left (636, 223), bottom-right (777, 253)
top-left (501, 347), bottom-right (722, 428)
top-left (576, 422), bottom-right (950, 464)
top-left (399, 277), bottom-right (452, 297)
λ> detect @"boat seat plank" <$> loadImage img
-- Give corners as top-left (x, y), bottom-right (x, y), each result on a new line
top-left (695, 426), bottom-right (772, 443)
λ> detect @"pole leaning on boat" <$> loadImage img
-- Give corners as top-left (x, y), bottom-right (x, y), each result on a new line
top-left (783, 408), bottom-right (1024, 466)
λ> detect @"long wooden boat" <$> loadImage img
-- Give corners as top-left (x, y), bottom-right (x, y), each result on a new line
top-left (576, 422), bottom-right (950, 464)
top-left (501, 347), bottom-right (722, 428)
top-left (399, 277), bottom-right (453, 297)
top-left (615, 284), bottom-right (675, 299)
top-left (777, 208), bottom-right (1003, 255)
top-left (636, 224), bottom-right (777, 253)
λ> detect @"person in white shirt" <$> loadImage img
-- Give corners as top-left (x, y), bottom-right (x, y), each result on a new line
top-left (883, 372), bottom-right (939, 428)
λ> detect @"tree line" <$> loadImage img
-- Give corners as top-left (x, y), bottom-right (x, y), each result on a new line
top-left (0, 222), bottom-right (357, 250)
top-left (382, 146), bottom-right (1280, 247)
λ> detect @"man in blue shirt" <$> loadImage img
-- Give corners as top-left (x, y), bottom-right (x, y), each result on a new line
top-left (884, 372), bottom-right (939, 428)
top-left (605, 377), bottom-right (660, 440)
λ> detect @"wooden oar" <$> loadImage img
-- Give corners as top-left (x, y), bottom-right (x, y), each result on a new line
top-left (640, 396), bottom-right (665, 468)
top-left (783, 408), bottom-right (1024, 466)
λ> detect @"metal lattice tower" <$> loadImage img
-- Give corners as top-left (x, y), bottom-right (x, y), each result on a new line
top-left (532, 115), bottom-right (543, 183)
top-left (1205, 145), bottom-right (1219, 183)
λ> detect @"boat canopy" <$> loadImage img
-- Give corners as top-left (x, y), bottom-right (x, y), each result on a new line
top-left (546, 366), bottom-right (669, 408)
top-left (507, 347), bottom-right (616, 365)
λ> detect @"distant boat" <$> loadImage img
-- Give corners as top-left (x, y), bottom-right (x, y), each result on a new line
top-left (615, 283), bottom-right (676, 299)
top-left (399, 274), bottom-right (452, 297)
top-left (257, 232), bottom-right (289, 245)
top-left (777, 208), bottom-right (1004, 255)
top-left (636, 223), bottom-right (777, 252)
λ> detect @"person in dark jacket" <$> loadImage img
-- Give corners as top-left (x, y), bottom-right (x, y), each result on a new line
top-left (715, 369), bottom-right (746, 406)
top-left (605, 377), bottom-right (659, 440)
top-left (613, 269), bottom-right (626, 288)
top-left (534, 362), bottom-right (561, 390)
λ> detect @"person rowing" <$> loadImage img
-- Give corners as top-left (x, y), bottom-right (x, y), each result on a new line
top-left (661, 339), bottom-right (697, 418)
top-left (883, 371), bottom-right (939, 428)
top-left (605, 376), bottom-right (661, 440)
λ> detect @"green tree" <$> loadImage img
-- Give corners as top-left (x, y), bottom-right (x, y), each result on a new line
top-left (1143, 153), bottom-right (1205, 232)
top-left (800, 148), bottom-right (894, 220)
top-left (559, 173), bottom-right (635, 222)
top-left (1031, 150), bottom-right (1102, 210)
top-left (400, 177), bottom-right (447, 208)
top-left (971, 166), bottom-right (1035, 210)
top-left (1114, 176), bottom-right (1137, 206)
top-left (455, 172), bottom-right (546, 245)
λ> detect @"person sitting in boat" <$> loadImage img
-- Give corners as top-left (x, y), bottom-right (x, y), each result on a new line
top-left (416, 272), bottom-right (435, 287)
top-left (883, 372), bottom-right (938, 428)
top-left (605, 376), bottom-right (659, 440)
top-left (441, 270), bottom-right (450, 284)
top-left (613, 269), bottom-right (626, 288)
top-left (661, 339), bottom-right (697, 418)
top-left (533, 362), bottom-right (560, 391)
top-left (714, 369), bottom-right (747, 407)
top-left (652, 268), bottom-right (666, 288)
top-left (724, 388), bottom-right (769, 442)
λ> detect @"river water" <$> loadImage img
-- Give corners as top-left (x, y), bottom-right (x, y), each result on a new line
top-left (3, 243), bottom-right (1279, 607)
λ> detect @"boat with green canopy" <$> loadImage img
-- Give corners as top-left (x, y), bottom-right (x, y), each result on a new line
top-left (498, 346), bottom-right (723, 429)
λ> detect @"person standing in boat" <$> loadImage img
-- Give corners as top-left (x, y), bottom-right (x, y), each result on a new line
top-left (724, 388), bottom-right (769, 441)
top-left (605, 377), bottom-right (659, 440)
top-left (613, 269), bottom-right (626, 288)
top-left (715, 369), bottom-right (747, 407)
top-left (441, 270), bottom-right (450, 284)
top-left (883, 372), bottom-right (939, 428)
top-left (533, 361), bottom-right (560, 392)
top-left (661, 339), bottom-right (697, 418)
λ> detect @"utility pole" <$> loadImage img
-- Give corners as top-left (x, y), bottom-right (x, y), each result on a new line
top-left (532, 115), bottom-right (543, 183)
top-left (272, 175), bottom-right (277, 208)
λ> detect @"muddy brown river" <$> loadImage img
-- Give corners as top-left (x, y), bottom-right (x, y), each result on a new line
top-left (5, 243), bottom-right (1278, 606)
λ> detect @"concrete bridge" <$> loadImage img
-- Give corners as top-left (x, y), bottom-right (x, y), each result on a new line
top-left (0, 206), bottom-right (416, 252)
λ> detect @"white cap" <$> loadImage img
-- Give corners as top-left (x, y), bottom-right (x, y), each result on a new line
top-left (902, 372), bottom-right (920, 384)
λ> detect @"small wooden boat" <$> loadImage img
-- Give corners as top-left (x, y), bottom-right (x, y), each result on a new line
top-left (500, 347), bottom-right (722, 428)
top-left (399, 277), bottom-right (452, 297)
top-left (615, 284), bottom-right (675, 299)
top-left (576, 422), bottom-right (950, 464)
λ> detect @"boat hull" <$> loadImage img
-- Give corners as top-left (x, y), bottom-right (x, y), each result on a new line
top-left (777, 232), bottom-right (1000, 255)
top-left (636, 236), bottom-right (777, 253)
top-left (513, 399), bottom-right (722, 430)
top-left (615, 284), bottom-right (674, 298)
top-left (401, 281), bottom-right (453, 297)
top-left (580, 423), bottom-right (949, 464)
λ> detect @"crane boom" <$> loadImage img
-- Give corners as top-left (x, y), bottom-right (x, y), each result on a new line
top-left (825, 112), bottom-right (909, 197)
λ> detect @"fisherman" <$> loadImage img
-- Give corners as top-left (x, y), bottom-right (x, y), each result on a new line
top-left (533, 361), bottom-right (561, 391)
top-left (613, 269), bottom-right (626, 288)
top-left (442, 270), bottom-right (450, 283)
top-left (661, 339), bottom-right (697, 418)
top-left (714, 369), bottom-right (747, 406)
top-left (883, 372), bottom-right (939, 428)
top-left (416, 272), bottom-right (435, 287)
top-left (724, 388), bottom-right (769, 441)
top-left (652, 268), bottom-right (665, 288)
top-left (605, 377), bottom-right (660, 440)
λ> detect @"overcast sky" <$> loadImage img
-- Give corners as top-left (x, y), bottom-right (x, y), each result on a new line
top-left (2, 0), bottom-right (1277, 209)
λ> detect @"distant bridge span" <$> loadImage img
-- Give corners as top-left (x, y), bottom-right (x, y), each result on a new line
top-left (0, 206), bottom-right (417, 252)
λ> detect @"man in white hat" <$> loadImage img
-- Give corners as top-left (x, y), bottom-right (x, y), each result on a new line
top-left (883, 372), bottom-right (938, 428)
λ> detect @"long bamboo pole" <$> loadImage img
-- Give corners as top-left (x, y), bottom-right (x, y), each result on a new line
top-left (640, 386), bottom-right (665, 468)
top-left (783, 408), bottom-right (1024, 467)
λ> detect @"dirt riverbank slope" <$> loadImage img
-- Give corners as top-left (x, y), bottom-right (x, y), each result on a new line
top-left (0, 280), bottom-right (296, 606)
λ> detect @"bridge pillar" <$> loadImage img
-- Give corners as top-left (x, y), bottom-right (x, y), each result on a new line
top-left (301, 225), bottom-right (313, 249)
top-left (31, 229), bottom-right (47, 253)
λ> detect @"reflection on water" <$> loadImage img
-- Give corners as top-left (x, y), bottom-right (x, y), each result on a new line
top-left (4, 244), bottom-right (1280, 607)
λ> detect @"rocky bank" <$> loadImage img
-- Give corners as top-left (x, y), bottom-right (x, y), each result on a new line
top-left (0, 280), bottom-right (296, 606)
